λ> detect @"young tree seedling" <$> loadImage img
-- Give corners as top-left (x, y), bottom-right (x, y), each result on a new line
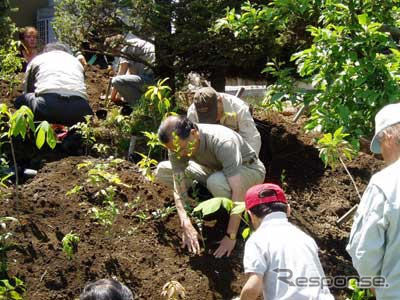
top-left (62, 232), bottom-right (80, 260)
top-left (0, 104), bottom-right (56, 201)
top-left (317, 127), bottom-right (361, 225)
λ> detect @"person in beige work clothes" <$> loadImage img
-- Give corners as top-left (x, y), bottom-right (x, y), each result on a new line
top-left (155, 115), bottom-right (265, 258)
top-left (187, 87), bottom-right (261, 155)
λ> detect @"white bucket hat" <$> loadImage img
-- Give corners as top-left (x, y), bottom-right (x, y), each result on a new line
top-left (370, 103), bottom-right (400, 153)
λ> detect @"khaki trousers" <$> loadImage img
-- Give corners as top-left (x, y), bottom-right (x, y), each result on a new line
top-left (154, 160), bottom-right (266, 198)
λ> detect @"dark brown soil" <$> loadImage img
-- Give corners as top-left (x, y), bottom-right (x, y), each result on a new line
top-left (0, 66), bottom-right (385, 299)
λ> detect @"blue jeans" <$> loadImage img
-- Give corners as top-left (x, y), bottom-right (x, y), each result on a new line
top-left (111, 74), bottom-right (154, 105)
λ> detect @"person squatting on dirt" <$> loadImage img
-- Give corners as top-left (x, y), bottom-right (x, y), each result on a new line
top-left (187, 86), bottom-right (261, 155)
top-left (155, 115), bottom-right (266, 258)
top-left (18, 26), bottom-right (39, 72)
top-left (105, 33), bottom-right (155, 106)
top-left (239, 183), bottom-right (334, 300)
top-left (14, 42), bottom-right (93, 126)
top-left (347, 103), bottom-right (400, 300)
top-left (80, 278), bottom-right (133, 300)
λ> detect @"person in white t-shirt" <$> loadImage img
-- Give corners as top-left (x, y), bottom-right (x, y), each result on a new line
top-left (240, 183), bottom-right (334, 300)
top-left (14, 42), bottom-right (93, 126)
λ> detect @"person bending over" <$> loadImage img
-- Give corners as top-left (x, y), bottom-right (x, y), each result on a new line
top-left (14, 42), bottom-right (93, 126)
top-left (105, 33), bottom-right (155, 105)
top-left (187, 86), bottom-right (261, 155)
top-left (155, 115), bottom-right (265, 258)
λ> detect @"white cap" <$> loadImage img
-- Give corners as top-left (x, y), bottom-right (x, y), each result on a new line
top-left (370, 103), bottom-right (400, 153)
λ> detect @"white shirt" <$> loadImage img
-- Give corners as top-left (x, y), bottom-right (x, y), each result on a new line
top-left (347, 159), bottom-right (400, 300)
top-left (244, 212), bottom-right (334, 300)
top-left (24, 50), bottom-right (87, 99)
top-left (187, 93), bottom-right (261, 155)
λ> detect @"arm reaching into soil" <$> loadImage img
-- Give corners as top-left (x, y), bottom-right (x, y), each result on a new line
top-left (173, 171), bottom-right (200, 254)
top-left (214, 174), bottom-right (243, 258)
top-left (240, 273), bottom-right (263, 300)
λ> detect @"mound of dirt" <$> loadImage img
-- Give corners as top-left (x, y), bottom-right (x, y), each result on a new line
top-left (0, 65), bottom-right (385, 299)
top-left (2, 157), bottom-right (248, 299)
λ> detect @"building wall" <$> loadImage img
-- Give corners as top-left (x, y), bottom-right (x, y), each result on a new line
top-left (10, 0), bottom-right (49, 28)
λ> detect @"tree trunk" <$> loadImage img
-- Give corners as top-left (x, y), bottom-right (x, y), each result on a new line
top-left (154, 0), bottom-right (176, 95)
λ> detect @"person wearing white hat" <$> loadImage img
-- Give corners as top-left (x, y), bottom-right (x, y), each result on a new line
top-left (347, 103), bottom-right (400, 299)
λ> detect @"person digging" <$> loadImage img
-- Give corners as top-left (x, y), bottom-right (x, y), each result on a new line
top-left (155, 115), bottom-right (266, 257)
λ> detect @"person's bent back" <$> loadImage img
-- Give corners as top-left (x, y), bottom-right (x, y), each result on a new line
top-left (80, 279), bottom-right (133, 300)
top-left (15, 42), bottom-right (93, 126)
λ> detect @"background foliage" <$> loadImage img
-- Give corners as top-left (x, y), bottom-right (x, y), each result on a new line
top-left (219, 0), bottom-right (400, 145)
top-left (0, 0), bottom-right (22, 84)
top-left (52, 0), bottom-right (305, 90)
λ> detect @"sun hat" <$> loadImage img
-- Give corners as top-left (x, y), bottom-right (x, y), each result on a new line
top-left (370, 103), bottom-right (400, 153)
top-left (245, 183), bottom-right (287, 210)
top-left (193, 87), bottom-right (218, 124)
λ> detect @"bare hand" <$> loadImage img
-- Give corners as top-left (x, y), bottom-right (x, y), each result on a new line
top-left (214, 236), bottom-right (236, 258)
top-left (181, 218), bottom-right (201, 254)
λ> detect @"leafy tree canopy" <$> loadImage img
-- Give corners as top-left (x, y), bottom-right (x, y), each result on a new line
top-left (218, 0), bottom-right (400, 146)
top-left (52, 0), bottom-right (298, 89)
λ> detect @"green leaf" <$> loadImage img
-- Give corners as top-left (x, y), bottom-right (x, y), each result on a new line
top-left (35, 127), bottom-right (45, 149)
top-left (193, 197), bottom-right (233, 216)
top-left (12, 115), bottom-right (26, 138)
top-left (357, 14), bottom-right (368, 26)
top-left (46, 126), bottom-right (57, 149)
top-left (231, 202), bottom-right (245, 215)
top-left (242, 227), bottom-right (251, 239)
top-left (348, 278), bottom-right (357, 290)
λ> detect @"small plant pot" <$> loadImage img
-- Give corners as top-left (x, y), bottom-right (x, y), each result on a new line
top-left (95, 109), bottom-right (108, 120)
top-left (120, 105), bottom-right (133, 116)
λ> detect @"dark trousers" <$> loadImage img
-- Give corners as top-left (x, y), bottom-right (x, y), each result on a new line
top-left (15, 93), bottom-right (93, 126)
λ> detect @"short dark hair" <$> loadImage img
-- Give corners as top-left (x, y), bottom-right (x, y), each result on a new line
top-left (249, 202), bottom-right (288, 219)
top-left (42, 42), bottom-right (72, 54)
top-left (80, 279), bottom-right (133, 300)
top-left (158, 116), bottom-right (197, 144)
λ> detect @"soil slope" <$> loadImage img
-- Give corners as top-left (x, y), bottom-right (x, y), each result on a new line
top-left (0, 66), bottom-right (384, 299)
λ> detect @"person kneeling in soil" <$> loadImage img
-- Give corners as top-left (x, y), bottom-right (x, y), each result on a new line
top-left (80, 278), bottom-right (133, 300)
top-left (155, 115), bottom-right (266, 257)
top-left (187, 86), bottom-right (261, 155)
top-left (14, 42), bottom-right (93, 126)
top-left (239, 183), bottom-right (334, 300)
top-left (347, 103), bottom-right (400, 300)
top-left (105, 33), bottom-right (155, 106)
